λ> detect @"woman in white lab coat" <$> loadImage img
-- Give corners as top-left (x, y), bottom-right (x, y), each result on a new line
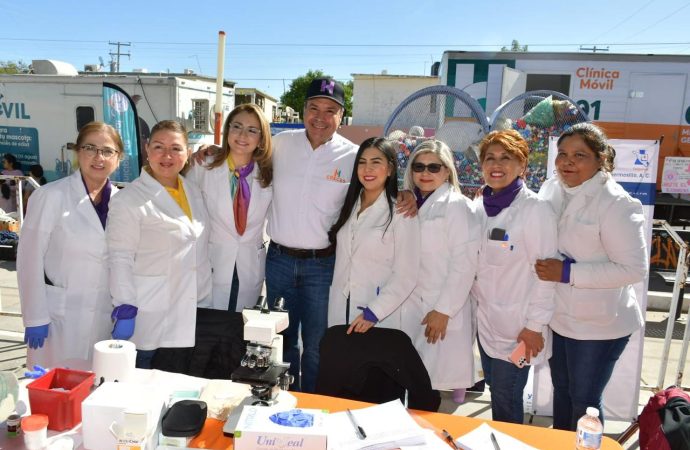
top-left (107, 120), bottom-right (211, 369)
top-left (472, 129), bottom-right (558, 424)
top-left (536, 123), bottom-right (647, 431)
top-left (399, 139), bottom-right (480, 401)
top-left (17, 121), bottom-right (122, 369)
top-left (328, 137), bottom-right (419, 333)
top-left (187, 103), bottom-right (273, 312)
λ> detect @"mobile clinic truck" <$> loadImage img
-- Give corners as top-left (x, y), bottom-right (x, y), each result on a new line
top-left (440, 51), bottom-right (690, 186)
top-left (0, 60), bottom-right (235, 181)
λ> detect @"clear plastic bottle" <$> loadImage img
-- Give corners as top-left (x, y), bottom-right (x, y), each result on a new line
top-left (575, 407), bottom-right (603, 450)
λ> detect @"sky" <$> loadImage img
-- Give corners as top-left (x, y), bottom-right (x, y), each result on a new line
top-left (1, 0), bottom-right (690, 100)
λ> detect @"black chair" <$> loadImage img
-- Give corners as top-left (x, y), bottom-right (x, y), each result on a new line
top-left (152, 308), bottom-right (246, 379)
top-left (315, 325), bottom-right (441, 412)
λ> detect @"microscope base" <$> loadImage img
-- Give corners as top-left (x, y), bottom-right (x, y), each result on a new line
top-left (222, 390), bottom-right (297, 435)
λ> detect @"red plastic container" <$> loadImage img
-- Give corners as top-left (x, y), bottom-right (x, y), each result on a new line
top-left (27, 368), bottom-right (95, 431)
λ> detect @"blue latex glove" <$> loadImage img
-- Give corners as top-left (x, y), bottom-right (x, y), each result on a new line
top-left (24, 324), bottom-right (49, 349)
top-left (112, 318), bottom-right (135, 340)
top-left (24, 365), bottom-right (48, 379)
top-left (111, 304), bottom-right (138, 340)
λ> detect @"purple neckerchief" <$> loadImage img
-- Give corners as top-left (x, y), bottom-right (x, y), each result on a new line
top-left (414, 186), bottom-right (433, 209)
top-left (82, 175), bottom-right (112, 229)
top-left (482, 177), bottom-right (523, 217)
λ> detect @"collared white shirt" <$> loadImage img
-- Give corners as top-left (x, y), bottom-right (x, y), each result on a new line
top-left (268, 129), bottom-right (358, 249)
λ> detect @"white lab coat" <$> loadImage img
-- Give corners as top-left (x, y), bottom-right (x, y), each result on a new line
top-left (17, 171), bottom-right (118, 369)
top-left (107, 169), bottom-right (211, 351)
top-left (328, 192), bottom-right (420, 330)
top-left (187, 162), bottom-right (272, 311)
top-left (472, 186), bottom-right (558, 364)
top-left (539, 172), bottom-right (647, 340)
top-left (400, 184), bottom-right (480, 390)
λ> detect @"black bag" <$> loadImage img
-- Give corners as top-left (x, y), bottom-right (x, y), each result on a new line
top-left (639, 386), bottom-right (690, 450)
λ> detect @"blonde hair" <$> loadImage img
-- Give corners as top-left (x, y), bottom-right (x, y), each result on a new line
top-left (403, 139), bottom-right (460, 191)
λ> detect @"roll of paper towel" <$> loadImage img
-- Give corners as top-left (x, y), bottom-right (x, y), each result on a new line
top-left (92, 340), bottom-right (137, 386)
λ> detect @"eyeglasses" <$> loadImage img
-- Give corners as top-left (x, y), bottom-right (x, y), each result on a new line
top-left (411, 162), bottom-right (444, 173)
top-left (79, 144), bottom-right (120, 159)
top-left (229, 122), bottom-right (261, 137)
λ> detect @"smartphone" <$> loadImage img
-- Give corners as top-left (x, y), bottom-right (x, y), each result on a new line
top-left (489, 227), bottom-right (507, 241)
top-left (510, 341), bottom-right (528, 368)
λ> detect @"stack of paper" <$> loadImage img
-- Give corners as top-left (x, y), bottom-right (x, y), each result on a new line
top-left (325, 400), bottom-right (427, 450)
top-left (455, 423), bottom-right (537, 450)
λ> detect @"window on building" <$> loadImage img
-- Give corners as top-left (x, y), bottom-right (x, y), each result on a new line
top-left (235, 94), bottom-right (251, 106)
top-left (525, 74), bottom-right (571, 96)
top-left (76, 106), bottom-right (95, 131)
top-left (192, 99), bottom-right (210, 131)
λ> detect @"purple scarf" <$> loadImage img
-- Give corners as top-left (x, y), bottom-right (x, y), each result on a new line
top-left (482, 177), bottom-right (523, 217)
top-left (413, 187), bottom-right (432, 209)
top-left (231, 161), bottom-right (254, 236)
top-left (82, 176), bottom-right (112, 229)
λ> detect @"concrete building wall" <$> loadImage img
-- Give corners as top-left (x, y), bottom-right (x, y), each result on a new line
top-left (352, 75), bottom-right (439, 126)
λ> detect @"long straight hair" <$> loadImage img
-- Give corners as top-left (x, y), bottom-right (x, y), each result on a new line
top-left (207, 103), bottom-right (273, 187)
top-left (328, 137), bottom-right (398, 244)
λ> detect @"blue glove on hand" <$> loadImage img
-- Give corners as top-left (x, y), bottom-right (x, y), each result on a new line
top-left (24, 365), bottom-right (48, 379)
top-left (112, 318), bottom-right (135, 340)
top-left (24, 324), bottom-right (49, 349)
top-left (111, 304), bottom-right (138, 340)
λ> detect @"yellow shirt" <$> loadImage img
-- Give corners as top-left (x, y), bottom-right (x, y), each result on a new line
top-left (165, 178), bottom-right (192, 220)
top-left (143, 166), bottom-right (192, 220)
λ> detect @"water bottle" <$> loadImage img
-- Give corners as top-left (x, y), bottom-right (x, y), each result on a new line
top-left (575, 407), bottom-right (603, 450)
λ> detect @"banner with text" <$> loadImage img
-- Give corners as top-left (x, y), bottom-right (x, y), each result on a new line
top-left (0, 126), bottom-right (39, 171)
top-left (102, 83), bottom-right (140, 182)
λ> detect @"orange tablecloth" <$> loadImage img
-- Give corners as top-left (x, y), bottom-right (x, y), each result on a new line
top-left (190, 392), bottom-right (624, 450)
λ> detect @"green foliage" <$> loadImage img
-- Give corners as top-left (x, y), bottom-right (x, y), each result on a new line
top-left (0, 60), bottom-right (30, 74)
top-left (501, 40), bottom-right (528, 52)
top-left (280, 69), bottom-right (353, 120)
top-left (343, 80), bottom-right (353, 117)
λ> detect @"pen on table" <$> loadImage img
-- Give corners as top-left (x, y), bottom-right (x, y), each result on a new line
top-left (346, 409), bottom-right (367, 440)
top-left (490, 431), bottom-right (501, 450)
top-left (441, 429), bottom-right (459, 450)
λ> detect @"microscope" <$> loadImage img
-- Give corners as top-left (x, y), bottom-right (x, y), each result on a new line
top-left (223, 296), bottom-right (296, 434)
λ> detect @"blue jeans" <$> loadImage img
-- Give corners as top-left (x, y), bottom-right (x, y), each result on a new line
top-left (479, 339), bottom-right (530, 424)
top-left (265, 244), bottom-right (335, 393)
top-left (135, 349), bottom-right (157, 369)
top-left (549, 331), bottom-right (631, 431)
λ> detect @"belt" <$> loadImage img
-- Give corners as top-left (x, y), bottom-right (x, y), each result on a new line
top-left (269, 241), bottom-right (335, 259)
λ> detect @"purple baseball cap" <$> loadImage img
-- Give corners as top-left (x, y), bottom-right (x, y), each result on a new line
top-left (305, 77), bottom-right (345, 107)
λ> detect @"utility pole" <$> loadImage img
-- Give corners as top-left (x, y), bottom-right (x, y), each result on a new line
top-left (579, 45), bottom-right (609, 53)
top-left (109, 41), bottom-right (131, 72)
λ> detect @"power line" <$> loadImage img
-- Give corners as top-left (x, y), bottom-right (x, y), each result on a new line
top-left (109, 41), bottom-right (131, 73)
top-left (2, 36), bottom-right (690, 48)
top-left (623, 2), bottom-right (690, 41)
top-left (591, 0), bottom-right (657, 42)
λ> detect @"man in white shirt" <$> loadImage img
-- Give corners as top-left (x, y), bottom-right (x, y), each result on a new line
top-left (266, 78), bottom-right (358, 392)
